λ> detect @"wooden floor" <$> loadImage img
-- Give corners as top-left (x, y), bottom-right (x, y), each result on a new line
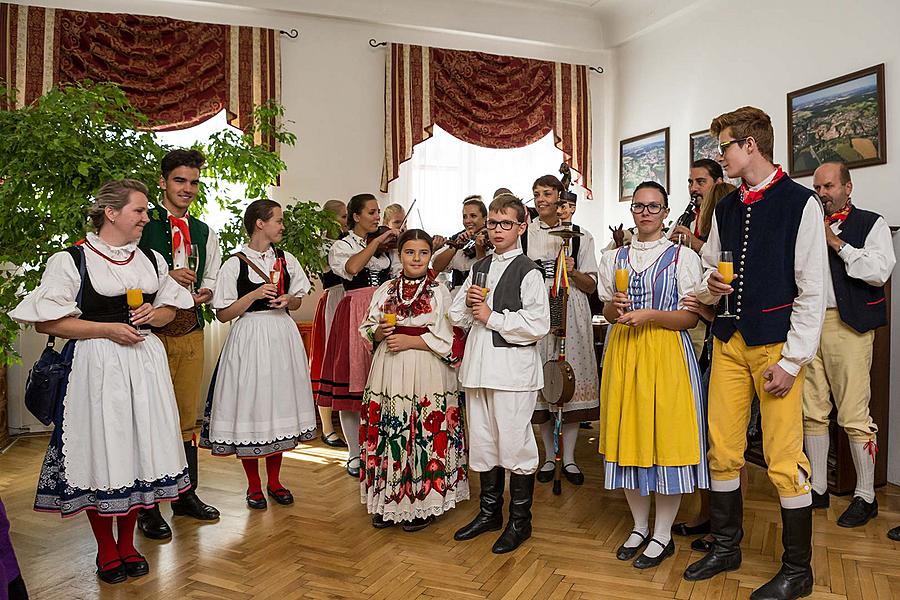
top-left (1, 430), bottom-right (899, 600)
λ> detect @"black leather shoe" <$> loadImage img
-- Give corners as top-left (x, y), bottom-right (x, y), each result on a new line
top-left (346, 457), bottom-right (361, 479)
top-left (811, 490), bottom-right (830, 509)
top-left (246, 491), bottom-right (267, 510)
top-left (684, 489), bottom-right (743, 581)
top-left (267, 487), bottom-right (294, 505)
top-left (536, 461), bottom-right (556, 483)
top-left (691, 537), bottom-right (713, 552)
top-left (750, 506), bottom-right (813, 600)
top-left (372, 514), bottom-right (393, 529)
top-left (673, 520), bottom-right (711, 536)
top-left (888, 525), bottom-right (900, 541)
top-left (837, 496), bottom-right (877, 528)
top-left (491, 472), bottom-right (534, 554)
top-left (563, 464), bottom-right (584, 486)
top-left (137, 505), bottom-right (172, 540)
top-left (96, 557), bottom-right (127, 584)
top-left (402, 516), bottom-right (434, 532)
top-left (633, 539), bottom-right (675, 569)
top-left (616, 530), bottom-right (649, 560)
top-left (455, 467), bottom-right (505, 541)
top-left (122, 554), bottom-right (150, 578)
top-left (171, 489), bottom-right (220, 520)
top-left (7, 574), bottom-right (27, 599)
top-left (322, 431), bottom-right (348, 448)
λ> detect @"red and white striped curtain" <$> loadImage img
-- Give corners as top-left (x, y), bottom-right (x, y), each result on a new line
top-left (381, 43), bottom-right (592, 195)
top-left (1, 3), bottom-right (280, 147)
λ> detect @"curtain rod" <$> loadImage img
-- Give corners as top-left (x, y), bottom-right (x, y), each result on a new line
top-left (281, 29), bottom-right (299, 39)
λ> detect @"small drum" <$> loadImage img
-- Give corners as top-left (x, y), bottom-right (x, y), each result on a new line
top-left (542, 359), bottom-right (575, 406)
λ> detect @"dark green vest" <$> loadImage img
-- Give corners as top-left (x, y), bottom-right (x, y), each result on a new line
top-left (139, 206), bottom-right (212, 329)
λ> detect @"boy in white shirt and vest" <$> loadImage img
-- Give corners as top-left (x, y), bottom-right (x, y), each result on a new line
top-left (449, 193), bottom-right (550, 554)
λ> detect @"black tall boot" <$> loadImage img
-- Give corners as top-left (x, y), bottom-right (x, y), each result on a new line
top-left (684, 489), bottom-right (743, 580)
top-left (137, 504), bottom-right (172, 540)
top-left (750, 506), bottom-right (813, 600)
top-left (454, 467), bottom-right (505, 541)
top-left (491, 471), bottom-right (534, 554)
top-left (171, 441), bottom-right (220, 521)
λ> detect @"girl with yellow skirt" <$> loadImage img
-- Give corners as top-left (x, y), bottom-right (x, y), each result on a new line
top-left (599, 181), bottom-right (709, 569)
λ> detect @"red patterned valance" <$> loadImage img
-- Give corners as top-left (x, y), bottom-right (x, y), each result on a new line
top-left (1, 3), bottom-right (280, 145)
top-left (381, 44), bottom-right (591, 195)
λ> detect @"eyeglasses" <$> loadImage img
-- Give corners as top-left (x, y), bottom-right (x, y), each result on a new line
top-left (629, 203), bottom-right (665, 214)
top-left (486, 219), bottom-right (522, 230)
top-left (717, 137), bottom-right (749, 156)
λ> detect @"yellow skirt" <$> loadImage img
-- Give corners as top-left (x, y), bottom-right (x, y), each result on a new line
top-left (599, 324), bottom-right (700, 467)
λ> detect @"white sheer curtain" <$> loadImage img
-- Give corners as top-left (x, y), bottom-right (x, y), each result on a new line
top-left (388, 125), bottom-right (583, 234)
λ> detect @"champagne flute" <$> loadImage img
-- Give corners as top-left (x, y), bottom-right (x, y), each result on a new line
top-left (126, 288), bottom-right (149, 336)
top-left (473, 271), bottom-right (489, 300)
top-left (615, 255), bottom-right (630, 312)
top-left (718, 250), bottom-right (735, 317)
top-left (186, 244), bottom-right (200, 292)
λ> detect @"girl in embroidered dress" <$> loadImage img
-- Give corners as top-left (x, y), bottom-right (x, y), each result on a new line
top-left (598, 181), bottom-right (709, 569)
top-left (316, 194), bottom-right (398, 479)
top-left (200, 199), bottom-right (317, 510)
top-left (359, 229), bottom-right (468, 531)
top-left (10, 180), bottom-right (194, 584)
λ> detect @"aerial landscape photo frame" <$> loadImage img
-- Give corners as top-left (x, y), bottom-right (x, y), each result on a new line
top-left (787, 64), bottom-right (886, 177)
top-left (619, 127), bottom-right (669, 202)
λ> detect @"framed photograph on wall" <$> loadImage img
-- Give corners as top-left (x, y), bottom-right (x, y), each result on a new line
top-left (690, 129), bottom-right (740, 186)
top-left (619, 127), bottom-right (669, 202)
top-left (787, 64), bottom-right (886, 177)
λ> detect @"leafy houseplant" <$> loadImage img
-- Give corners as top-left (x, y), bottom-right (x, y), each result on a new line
top-left (0, 81), bottom-right (334, 365)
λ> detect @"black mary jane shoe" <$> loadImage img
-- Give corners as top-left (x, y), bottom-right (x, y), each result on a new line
top-left (267, 487), bottom-right (295, 506)
top-left (372, 514), bottom-right (394, 529)
top-left (246, 491), bottom-right (268, 510)
top-left (96, 557), bottom-right (127, 584)
top-left (888, 526), bottom-right (900, 541)
top-left (346, 458), bottom-right (361, 479)
top-left (122, 554), bottom-right (150, 578)
top-left (691, 537), bottom-right (713, 553)
top-left (633, 539), bottom-right (675, 569)
top-left (616, 530), bottom-right (649, 561)
top-left (562, 464), bottom-right (584, 486)
top-left (536, 461), bottom-right (556, 483)
top-left (137, 505), bottom-right (172, 540)
top-left (322, 431), bottom-right (348, 448)
top-left (402, 516), bottom-right (434, 532)
top-left (672, 520), bottom-right (710, 536)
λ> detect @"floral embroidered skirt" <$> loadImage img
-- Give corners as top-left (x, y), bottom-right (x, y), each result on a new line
top-left (360, 344), bottom-right (469, 522)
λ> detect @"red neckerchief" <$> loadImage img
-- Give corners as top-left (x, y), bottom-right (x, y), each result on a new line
top-left (169, 215), bottom-right (191, 255)
top-left (825, 200), bottom-right (853, 226)
top-left (692, 205), bottom-right (702, 237)
top-left (740, 166), bottom-right (785, 205)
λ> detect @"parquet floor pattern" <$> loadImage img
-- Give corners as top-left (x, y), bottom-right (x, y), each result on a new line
top-left (2, 430), bottom-right (899, 599)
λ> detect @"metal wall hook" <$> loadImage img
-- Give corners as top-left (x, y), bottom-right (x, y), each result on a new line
top-left (280, 29), bottom-right (299, 39)
top-left (369, 38), bottom-right (387, 48)
top-left (589, 66), bottom-right (604, 74)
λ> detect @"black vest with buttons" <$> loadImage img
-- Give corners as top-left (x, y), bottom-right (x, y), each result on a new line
top-left (236, 249), bottom-right (292, 313)
top-left (829, 206), bottom-right (887, 333)
top-left (471, 253), bottom-right (541, 348)
top-left (711, 175), bottom-right (812, 346)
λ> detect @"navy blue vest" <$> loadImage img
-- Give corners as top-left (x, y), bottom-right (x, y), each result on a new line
top-left (471, 253), bottom-right (541, 348)
top-left (711, 175), bottom-right (813, 346)
top-left (829, 206), bottom-right (888, 333)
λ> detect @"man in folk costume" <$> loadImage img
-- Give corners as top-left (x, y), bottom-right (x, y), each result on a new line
top-left (803, 162), bottom-right (894, 527)
top-left (137, 149), bottom-right (223, 538)
top-left (685, 107), bottom-right (826, 600)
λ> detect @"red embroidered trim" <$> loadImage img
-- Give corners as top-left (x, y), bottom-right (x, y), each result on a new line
top-left (761, 303), bottom-right (792, 313)
top-left (866, 298), bottom-right (885, 306)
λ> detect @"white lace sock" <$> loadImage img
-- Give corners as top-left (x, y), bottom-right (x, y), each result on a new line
top-left (804, 434), bottom-right (830, 495)
top-left (539, 421), bottom-right (556, 471)
top-left (850, 441), bottom-right (876, 503)
top-left (623, 489), bottom-right (651, 548)
top-left (338, 410), bottom-right (361, 466)
top-left (642, 493), bottom-right (681, 558)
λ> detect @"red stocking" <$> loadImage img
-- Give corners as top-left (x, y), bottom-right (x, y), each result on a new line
top-left (86, 511), bottom-right (119, 567)
top-left (116, 509), bottom-right (141, 561)
top-left (241, 458), bottom-right (262, 495)
top-left (266, 452), bottom-right (284, 490)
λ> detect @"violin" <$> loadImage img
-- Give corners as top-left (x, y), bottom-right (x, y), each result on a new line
top-left (366, 225), bottom-right (398, 256)
top-left (446, 227), bottom-right (493, 256)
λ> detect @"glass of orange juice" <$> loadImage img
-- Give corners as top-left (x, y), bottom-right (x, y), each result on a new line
top-left (718, 250), bottom-right (735, 317)
top-left (383, 312), bottom-right (397, 327)
top-left (473, 271), bottom-right (489, 300)
top-left (126, 288), bottom-right (149, 335)
top-left (614, 255), bottom-right (630, 312)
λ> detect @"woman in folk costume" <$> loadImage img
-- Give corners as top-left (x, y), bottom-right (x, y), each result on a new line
top-left (9, 180), bottom-right (194, 584)
top-left (316, 194), bottom-right (399, 478)
top-left (201, 199), bottom-right (317, 510)
top-left (524, 174), bottom-right (600, 485)
top-left (431, 195), bottom-right (491, 300)
top-left (358, 229), bottom-right (468, 531)
top-left (599, 181), bottom-right (709, 569)
top-left (310, 199), bottom-right (349, 448)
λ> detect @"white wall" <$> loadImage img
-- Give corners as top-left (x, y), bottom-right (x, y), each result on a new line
top-left (605, 0), bottom-right (900, 482)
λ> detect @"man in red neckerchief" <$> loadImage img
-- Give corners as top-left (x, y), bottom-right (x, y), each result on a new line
top-left (136, 149), bottom-right (223, 539)
top-left (685, 106), bottom-right (826, 600)
top-left (802, 162), bottom-right (894, 528)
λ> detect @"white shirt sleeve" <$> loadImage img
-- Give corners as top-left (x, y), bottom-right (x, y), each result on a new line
top-left (284, 251), bottom-right (311, 297)
top-left (485, 269), bottom-right (551, 344)
top-left (151, 250), bottom-right (194, 309)
top-left (576, 230), bottom-right (600, 282)
top-left (201, 228), bottom-right (222, 293)
top-left (328, 238), bottom-right (357, 280)
top-left (212, 256), bottom-right (240, 310)
top-left (420, 285), bottom-right (454, 358)
top-left (675, 248), bottom-right (703, 309)
top-left (448, 270), bottom-right (475, 328)
top-left (8, 251), bottom-right (82, 324)
top-left (597, 249), bottom-right (618, 302)
top-left (779, 197), bottom-right (827, 376)
top-left (838, 217), bottom-right (896, 286)
top-left (696, 212), bottom-right (722, 305)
